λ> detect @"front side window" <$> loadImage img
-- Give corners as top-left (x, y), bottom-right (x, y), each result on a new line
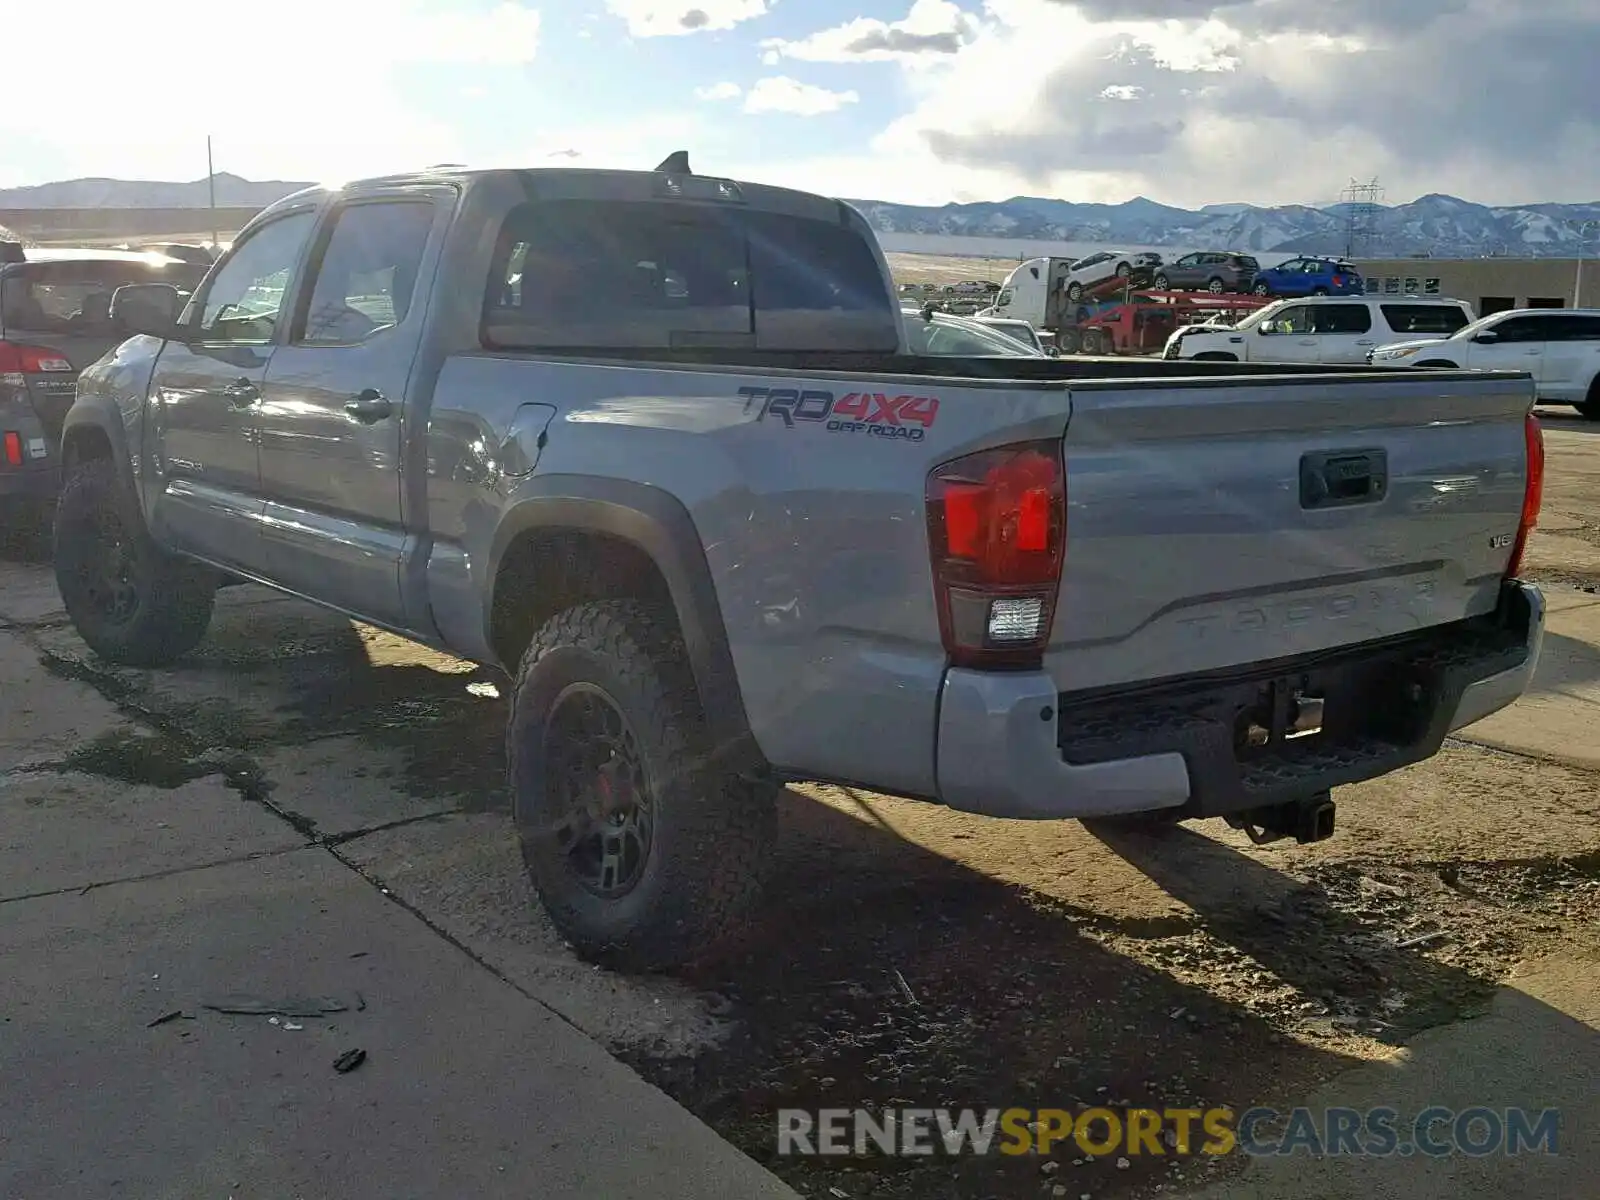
top-left (1491, 315), bottom-right (1552, 344)
top-left (1264, 305), bottom-right (1312, 334)
top-left (298, 202), bottom-right (434, 345)
top-left (195, 212), bottom-right (316, 343)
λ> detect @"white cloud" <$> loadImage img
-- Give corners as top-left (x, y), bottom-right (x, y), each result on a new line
top-left (695, 82), bottom-right (744, 101)
top-left (761, 0), bottom-right (978, 65)
top-left (605, 0), bottom-right (768, 37)
top-left (0, 0), bottom-right (540, 185)
top-left (752, 0), bottom-right (1600, 207)
top-left (741, 77), bottom-right (861, 116)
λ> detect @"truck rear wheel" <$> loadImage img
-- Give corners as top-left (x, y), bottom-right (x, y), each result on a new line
top-left (53, 460), bottom-right (216, 666)
top-left (507, 598), bottom-right (777, 970)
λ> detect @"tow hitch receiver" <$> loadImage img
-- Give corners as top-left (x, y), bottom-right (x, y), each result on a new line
top-left (1225, 790), bottom-right (1336, 846)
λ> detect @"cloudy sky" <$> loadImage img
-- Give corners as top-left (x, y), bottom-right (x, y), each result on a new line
top-left (5, 0), bottom-right (1596, 208)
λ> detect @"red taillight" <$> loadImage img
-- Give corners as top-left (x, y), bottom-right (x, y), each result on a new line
top-left (926, 440), bottom-right (1066, 668)
top-left (0, 340), bottom-right (72, 380)
top-left (1505, 412), bottom-right (1545, 579)
top-left (1333, 275), bottom-right (1344, 286)
top-left (3, 431), bottom-right (22, 465)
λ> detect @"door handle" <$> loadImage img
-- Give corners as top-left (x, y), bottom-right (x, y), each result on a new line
top-left (1298, 339), bottom-right (1318, 345)
top-left (1356, 339), bottom-right (1376, 345)
top-left (344, 389), bottom-right (394, 422)
top-left (223, 378), bottom-right (259, 408)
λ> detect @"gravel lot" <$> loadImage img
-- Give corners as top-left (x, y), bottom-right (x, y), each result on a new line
top-left (2, 403), bottom-right (1597, 1199)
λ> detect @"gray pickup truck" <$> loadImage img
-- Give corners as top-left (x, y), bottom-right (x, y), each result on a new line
top-left (53, 158), bottom-right (1546, 969)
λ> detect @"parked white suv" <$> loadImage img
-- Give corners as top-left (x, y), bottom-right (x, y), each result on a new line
top-left (1165, 297), bottom-right (1475, 364)
top-left (1368, 308), bottom-right (1600, 419)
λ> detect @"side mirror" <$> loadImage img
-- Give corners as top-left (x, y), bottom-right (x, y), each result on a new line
top-left (110, 283), bottom-right (184, 339)
top-left (1472, 330), bottom-right (1500, 344)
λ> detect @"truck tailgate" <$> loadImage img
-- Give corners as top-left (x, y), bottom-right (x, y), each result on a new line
top-left (1048, 369), bottom-right (1535, 693)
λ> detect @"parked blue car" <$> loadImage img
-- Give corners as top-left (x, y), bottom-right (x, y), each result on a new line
top-left (1252, 256), bottom-right (1364, 298)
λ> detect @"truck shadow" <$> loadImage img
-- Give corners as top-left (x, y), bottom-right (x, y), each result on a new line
top-left (1082, 821), bottom-right (1501, 1043)
top-left (652, 789), bottom-right (1362, 1196)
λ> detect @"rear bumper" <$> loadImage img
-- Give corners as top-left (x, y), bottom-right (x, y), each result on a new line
top-left (935, 581), bottom-right (1544, 820)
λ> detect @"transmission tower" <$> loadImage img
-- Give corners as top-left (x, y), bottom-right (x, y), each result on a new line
top-left (1340, 177), bottom-right (1384, 258)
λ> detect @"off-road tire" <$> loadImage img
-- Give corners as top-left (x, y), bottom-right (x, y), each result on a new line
top-left (53, 460), bottom-right (216, 666)
top-left (507, 599), bottom-right (777, 970)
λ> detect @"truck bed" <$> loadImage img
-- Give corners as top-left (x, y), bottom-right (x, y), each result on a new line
top-left (430, 351), bottom-right (1535, 801)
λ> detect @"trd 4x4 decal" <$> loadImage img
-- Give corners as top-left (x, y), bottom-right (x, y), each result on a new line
top-left (739, 386), bottom-right (939, 442)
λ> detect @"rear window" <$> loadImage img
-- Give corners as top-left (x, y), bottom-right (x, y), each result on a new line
top-left (482, 200), bottom-right (896, 353)
top-left (1381, 303), bottom-right (1468, 335)
top-left (0, 260), bottom-right (205, 335)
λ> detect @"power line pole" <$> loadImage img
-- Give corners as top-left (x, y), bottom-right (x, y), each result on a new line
top-left (1572, 219), bottom-right (1599, 308)
top-left (206, 136), bottom-right (218, 251)
top-left (1340, 177), bottom-right (1384, 259)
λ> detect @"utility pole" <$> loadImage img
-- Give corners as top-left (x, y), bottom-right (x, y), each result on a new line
top-left (206, 136), bottom-right (218, 251)
top-left (1572, 219), bottom-right (1600, 308)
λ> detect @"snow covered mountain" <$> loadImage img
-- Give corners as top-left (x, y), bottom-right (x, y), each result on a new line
top-left (4, 173), bottom-right (1600, 258)
top-left (846, 192), bottom-right (1600, 258)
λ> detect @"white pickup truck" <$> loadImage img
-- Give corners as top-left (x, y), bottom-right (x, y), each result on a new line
top-left (1368, 307), bottom-right (1600, 420)
top-left (55, 159), bottom-right (1547, 968)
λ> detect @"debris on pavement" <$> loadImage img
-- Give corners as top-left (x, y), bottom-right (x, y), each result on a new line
top-left (145, 1009), bottom-right (185, 1027)
top-left (201, 994), bottom-right (352, 1017)
top-left (333, 1048), bottom-right (367, 1074)
top-left (1396, 930), bottom-right (1448, 949)
top-left (892, 969), bottom-right (917, 1006)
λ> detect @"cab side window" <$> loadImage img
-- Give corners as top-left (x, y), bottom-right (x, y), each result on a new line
top-left (193, 212), bottom-right (316, 344)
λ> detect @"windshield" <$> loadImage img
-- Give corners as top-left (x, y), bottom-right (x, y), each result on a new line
top-left (902, 312), bottom-right (1040, 357)
top-left (1230, 301), bottom-right (1286, 332)
top-left (1453, 311), bottom-right (1504, 339)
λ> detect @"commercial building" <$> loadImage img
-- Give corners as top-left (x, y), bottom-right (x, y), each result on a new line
top-left (1352, 257), bottom-right (1600, 316)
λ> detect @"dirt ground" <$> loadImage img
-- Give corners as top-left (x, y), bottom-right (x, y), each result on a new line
top-left (3, 408), bottom-right (1598, 1198)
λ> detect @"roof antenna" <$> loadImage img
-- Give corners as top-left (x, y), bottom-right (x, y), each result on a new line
top-left (655, 150), bottom-right (692, 174)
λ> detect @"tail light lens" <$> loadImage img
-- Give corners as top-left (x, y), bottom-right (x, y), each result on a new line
top-left (1505, 412), bottom-right (1545, 579)
top-left (3, 431), bottom-right (21, 465)
top-left (0, 340), bottom-right (72, 387)
top-left (926, 440), bottom-right (1066, 669)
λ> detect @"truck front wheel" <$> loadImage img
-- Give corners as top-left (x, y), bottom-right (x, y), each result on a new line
top-left (53, 460), bottom-right (216, 666)
top-left (508, 598), bottom-right (776, 970)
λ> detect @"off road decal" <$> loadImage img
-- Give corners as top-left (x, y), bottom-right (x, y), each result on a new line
top-left (739, 386), bottom-right (939, 442)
